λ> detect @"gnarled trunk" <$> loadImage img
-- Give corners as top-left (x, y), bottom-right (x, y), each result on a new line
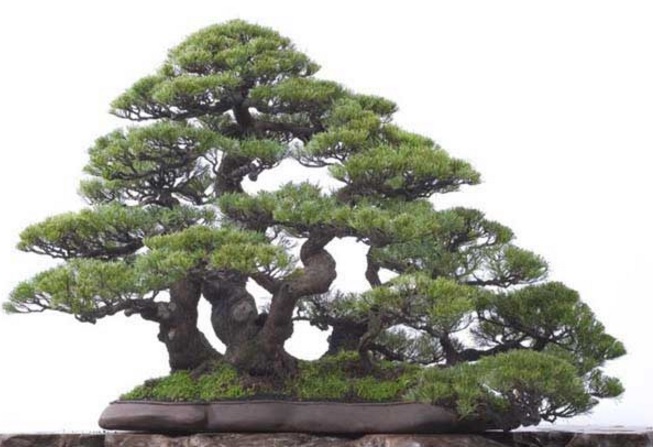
top-left (208, 144), bottom-right (339, 378)
top-left (155, 278), bottom-right (221, 372)
top-left (202, 272), bottom-right (260, 348)
top-left (254, 232), bottom-right (337, 377)
top-left (202, 272), bottom-right (297, 377)
top-left (325, 321), bottom-right (367, 356)
top-left (201, 232), bottom-right (338, 379)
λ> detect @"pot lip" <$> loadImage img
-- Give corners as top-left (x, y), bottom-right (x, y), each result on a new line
top-left (110, 400), bottom-right (440, 407)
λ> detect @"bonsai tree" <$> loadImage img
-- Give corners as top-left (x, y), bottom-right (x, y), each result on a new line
top-left (5, 20), bottom-right (625, 430)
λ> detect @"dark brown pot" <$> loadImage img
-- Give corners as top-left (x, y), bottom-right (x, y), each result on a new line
top-left (99, 400), bottom-right (483, 434)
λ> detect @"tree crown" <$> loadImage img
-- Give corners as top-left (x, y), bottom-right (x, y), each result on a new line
top-left (5, 20), bottom-right (625, 431)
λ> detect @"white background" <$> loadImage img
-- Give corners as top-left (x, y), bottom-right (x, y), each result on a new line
top-left (0, 0), bottom-right (651, 432)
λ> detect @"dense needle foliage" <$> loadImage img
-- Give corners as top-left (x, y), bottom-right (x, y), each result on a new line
top-left (5, 20), bottom-right (624, 430)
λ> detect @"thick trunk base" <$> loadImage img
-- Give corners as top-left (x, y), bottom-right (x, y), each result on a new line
top-left (225, 335), bottom-right (298, 379)
top-left (160, 278), bottom-right (221, 372)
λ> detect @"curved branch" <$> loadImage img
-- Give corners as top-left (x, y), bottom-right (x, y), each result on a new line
top-left (458, 340), bottom-right (528, 362)
top-left (114, 101), bottom-right (233, 122)
top-left (77, 298), bottom-right (159, 323)
top-left (251, 271), bottom-right (282, 295)
top-left (262, 230), bottom-right (337, 347)
top-left (364, 247), bottom-right (382, 287)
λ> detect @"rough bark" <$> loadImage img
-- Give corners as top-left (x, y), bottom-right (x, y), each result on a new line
top-left (326, 321), bottom-right (368, 356)
top-left (251, 232), bottom-right (337, 375)
top-left (209, 232), bottom-right (338, 377)
top-left (265, 232), bottom-right (337, 337)
top-left (201, 272), bottom-right (266, 360)
top-left (155, 278), bottom-right (221, 372)
top-left (439, 334), bottom-right (460, 366)
top-left (207, 281), bottom-right (297, 378)
top-left (213, 153), bottom-right (248, 197)
top-left (364, 247), bottom-right (382, 287)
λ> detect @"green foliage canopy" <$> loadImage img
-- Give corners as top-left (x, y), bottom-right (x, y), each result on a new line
top-left (5, 19), bottom-right (625, 430)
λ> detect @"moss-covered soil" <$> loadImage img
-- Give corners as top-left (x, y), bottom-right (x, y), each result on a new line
top-left (121, 352), bottom-right (421, 403)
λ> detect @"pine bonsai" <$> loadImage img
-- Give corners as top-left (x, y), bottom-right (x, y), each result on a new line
top-left (5, 20), bottom-right (625, 430)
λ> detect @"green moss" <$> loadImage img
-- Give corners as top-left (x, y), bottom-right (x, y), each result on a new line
top-left (121, 363), bottom-right (255, 402)
top-left (197, 364), bottom-right (255, 400)
top-left (292, 351), bottom-right (420, 402)
top-left (117, 350), bottom-right (606, 430)
top-left (120, 352), bottom-right (420, 403)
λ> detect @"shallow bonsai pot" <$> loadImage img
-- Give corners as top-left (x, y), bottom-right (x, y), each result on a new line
top-left (99, 400), bottom-right (477, 434)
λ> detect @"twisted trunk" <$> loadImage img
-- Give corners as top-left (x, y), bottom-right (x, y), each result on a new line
top-left (264, 231), bottom-right (337, 341)
top-left (202, 274), bottom-right (298, 377)
top-left (200, 105), bottom-right (337, 378)
top-left (136, 277), bottom-right (220, 372)
top-left (254, 231), bottom-right (338, 376)
top-left (205, 145), bottom-right (280, 374)
top-left (201, 272), bottom-right (268, 368)
top-left (202, 232), bottom-right (338, 378)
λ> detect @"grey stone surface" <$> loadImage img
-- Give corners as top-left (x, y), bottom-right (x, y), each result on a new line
top-left (106, 433), bottom-right (350, 447)
top-left (0, 434), bottom-right (104, 447)
top-left (488, 427), bottom-right (653, 447)
top-left (352, 434), bottom-right (507, 447)
top-left (2, 430), bottom-right (653, 447)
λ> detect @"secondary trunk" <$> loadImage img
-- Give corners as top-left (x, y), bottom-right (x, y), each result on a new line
top-left (237, 232), bottom-right (337, 377)
top-left (202, 272), bottom-right (298, 377)
top-left (157, 278), bottom-right (221, 372)
top-left (202, 272), bottom-right (260, 350)
top-left (325, 321), bottom-right (367, 356)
